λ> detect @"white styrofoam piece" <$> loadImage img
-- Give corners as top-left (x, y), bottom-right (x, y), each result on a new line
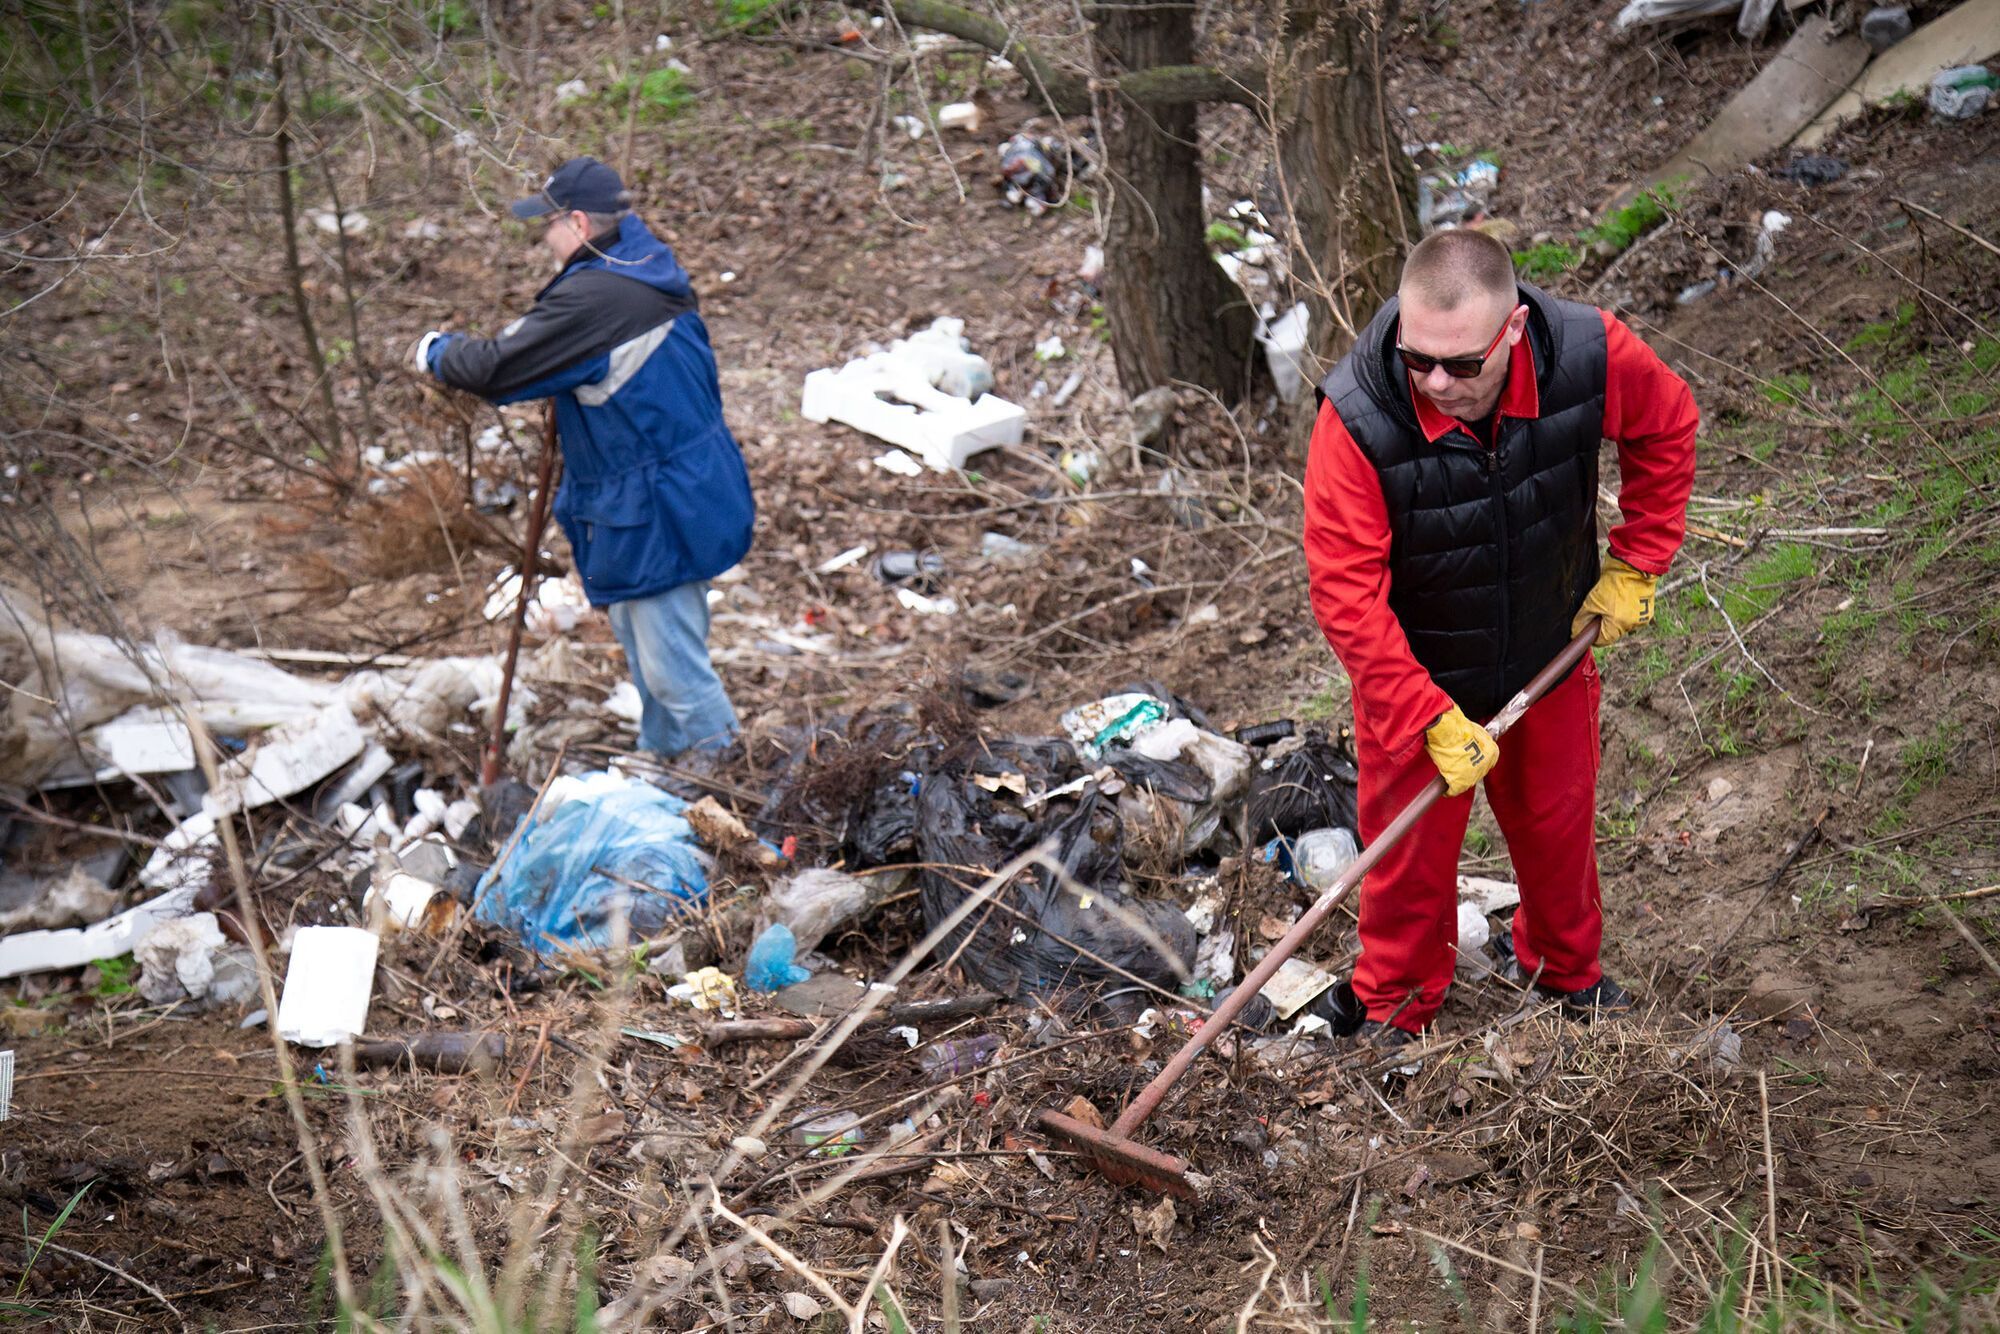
top-left (803, 356), bottom-right (1025, 472)
top-left (0, 884), bottom-right (202, 980)
top-left (85, 707), bottom-right (195, 777)
top-left (204, 703), bottom-right (366, 817)
top-left (1456, 875), bottom-right (1521, 914)
top-left (276, 926), bottom-right (379, 1047)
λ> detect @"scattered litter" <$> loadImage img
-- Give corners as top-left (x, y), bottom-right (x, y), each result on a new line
top-left (1255, 302), bottom-right (1312, 404)
top-left (1059, 447), bottom-right (1103, 487)
top-left (745, 922), bottom-right (813, 991)
top-left (769, 867), bottom-right (873, 952)
top-left (366, 871), bottom-right (458, 935)
top-left (402, 218), bottom-right (444, 242)
top-left (1860, 5), bottom-right (1912, 50)
top-left (475, 771), bottom-right (709, 950)
top-left (873, 448), bottom-right (926, 477)
top-left (654, 33), bottom-right (673, 51)
top-left (0, 1049), bottom-right (11, 1121)
top-left (353, 1031), bottom-right (506, 1073)
top-left (668, 966), bottom-right (737, 1015)
top-left (1078, 244), bottom-right (1104, 285)
top-left (276, 926), bottom-right (379, 1048)
top-left (783, 1292), bottom-right (823, 1321)
top-left (891, 113), bottom-right (925, 139)
top-left (1931, 65), bottom-right (1999, 119)
top-left (134, 912), bottom-right (255, 1008)
top-left (306, 208), bottom-right (370, 237)
top-left (555, 78), bottom-right (589, 104)
top-left (1034, 334), bottom-right (1066, 361)
top-left (1051, 369), bottom-right (1085, 408)
top-left (875, 549), bottom-right (946, 589)
top-left (918, 1033), bottom-right (1000, 1077)
top-left (205, 703), bottom-right (367, 818)
top-left (1287, 827), bottom-right (1360, 891)
top-left (1676, 278), bottom-right (1718, 305)
top-left (793, 1109), bottom-right (863, 1155)
top-left (816, 544), bottom-right (870, 574)
top-left (1259, 956), bottom-right (1339, 1020)
top-left (997, 132), bottom-right (1089, 213)
top-left (1688, 1019), bottom-right (1744, 1070)
top-left (937, 101), bottom-right (981, 132)
top-left (1614, 0), bottom-right (1741, 28)
top-left (1061, 693), bottom-right (1168, 761)
top-left (1457, 875), bottom-right (1522, 914)
top-left (980, 531), bottom-right (1037, 563)
top-left (0, 866), bottom-right (118, 935)
top-left (896, 588), bottom-right (959, 616)
top-left (1795, 1), bottom-right (2000, 148)
top-left (1771, 153), bottom-right (1846, 186)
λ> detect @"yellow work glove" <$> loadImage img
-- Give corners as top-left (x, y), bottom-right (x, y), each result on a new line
top-left (1426, 705), bottom-right (1498, 797)
top-left (1573, 555), bottom-right (1657, 647)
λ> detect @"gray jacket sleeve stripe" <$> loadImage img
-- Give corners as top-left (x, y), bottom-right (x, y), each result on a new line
top-left (434, 269), bottom-right (692, 399)
top-left (574, 320), bottom-right (676, 406)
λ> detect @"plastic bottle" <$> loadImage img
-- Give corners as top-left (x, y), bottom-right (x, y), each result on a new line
top-left (1292, 827), bottom-right (1361, 891)
top-left (745, 922), bottom-right (812, 992)
top-left (917, 1034), bottom-right (1001, 1078)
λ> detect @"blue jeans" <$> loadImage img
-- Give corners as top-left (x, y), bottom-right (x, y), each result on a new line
top-left (605, 581), bottom-right (738, 756)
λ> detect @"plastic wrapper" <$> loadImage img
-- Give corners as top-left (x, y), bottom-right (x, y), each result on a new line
top-left (474, 773), bottom-right (709, 951)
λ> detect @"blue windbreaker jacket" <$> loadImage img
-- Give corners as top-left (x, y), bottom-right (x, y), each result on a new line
top-left (427, 214), bottom-right (755, 606)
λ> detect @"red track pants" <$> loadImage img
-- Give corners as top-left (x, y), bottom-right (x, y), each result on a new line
top-left (1351, 655), bottom-right (1603, 1032)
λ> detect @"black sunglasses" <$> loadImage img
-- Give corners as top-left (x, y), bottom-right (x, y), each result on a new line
top-left (1397, 305), bottom-right (1520, 380)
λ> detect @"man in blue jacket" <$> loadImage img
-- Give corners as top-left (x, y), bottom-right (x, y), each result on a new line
top-left (413, 157), bottom-right (755, 757)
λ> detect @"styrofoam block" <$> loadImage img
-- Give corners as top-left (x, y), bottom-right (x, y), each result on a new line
top-left (204, 703), bottom-right (366, 817)
top-left (86, 707), bottom-right (195, 778)
top-left (802, 356), bottom-right (1025, 472)
top-left (276, 926), bottom-right (378, 1047)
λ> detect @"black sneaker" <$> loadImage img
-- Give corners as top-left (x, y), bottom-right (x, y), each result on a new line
top-left (1538, 975), bottom-right (1634, 1020)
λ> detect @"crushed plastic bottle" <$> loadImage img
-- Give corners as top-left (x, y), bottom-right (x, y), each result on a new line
top-left (917, 1033), bottom-right (1001, 1078)
top-left (744, 922), bottom-right (812, 992)
top-left (1930, 66), bottom-right (1999, 120)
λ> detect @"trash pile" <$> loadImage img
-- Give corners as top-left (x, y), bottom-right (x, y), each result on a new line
top-left (0, 576), bottom-right (1533, 1082)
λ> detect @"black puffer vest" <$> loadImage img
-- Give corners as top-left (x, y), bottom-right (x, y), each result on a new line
top-left (1318, 283), bottom-right (1607, 720)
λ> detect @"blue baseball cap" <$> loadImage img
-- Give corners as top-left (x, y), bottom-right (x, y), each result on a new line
top-left (510, 157), bottom-right (628, 219)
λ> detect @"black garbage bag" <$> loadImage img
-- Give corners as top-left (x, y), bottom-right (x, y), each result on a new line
top-left (1101, 746), bottom-right (1212, 806)
top-left (917, 737), bottom-right (1196, 997)
top-left (757, 709), bottom-right (940, 867)
top-left (1245, 727), bottom-right (1360, 842)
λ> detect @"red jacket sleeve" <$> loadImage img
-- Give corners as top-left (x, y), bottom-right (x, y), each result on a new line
top-left (1599, 311), bottom-right (1698, 576)
top-left (1302, 400), bottom-right (1456, 760)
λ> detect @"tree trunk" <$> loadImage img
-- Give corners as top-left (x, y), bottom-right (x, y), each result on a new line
top-left (1094, 4), bottom-right (1257, 401)
top-left (1270, 0), bottom-right (1417, 379)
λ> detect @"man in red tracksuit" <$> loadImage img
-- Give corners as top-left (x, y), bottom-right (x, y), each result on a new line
top-left (1303, 229), bottom-right (1697, 1050)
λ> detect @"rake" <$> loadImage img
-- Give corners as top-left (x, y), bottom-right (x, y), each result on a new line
top-left (1035, 621), bottom-right (1602, 1197)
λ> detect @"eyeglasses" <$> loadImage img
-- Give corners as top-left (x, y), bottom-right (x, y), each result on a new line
top-left (1397, 305), bottom-right (1520, 380)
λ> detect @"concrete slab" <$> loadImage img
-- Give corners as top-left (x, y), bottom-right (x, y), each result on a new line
top-left (1613, 16), bottom-right (1869, 208)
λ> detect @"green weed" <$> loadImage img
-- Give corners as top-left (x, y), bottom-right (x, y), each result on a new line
top-left (92, 952), bottom-right (136, 997)
top-left (1515, 241), bottom-right (1581, 282)
top-left (609, 67), bottom-right (694, 121)
top-left (1204, 219), bottom-right (1250, 251)
top-left (1723, 542), bottom-right (1814, 624)
top-left (2, 1182), bottom-right (92, 1319)
top-left (1582, 185), bottom-right (1678, 255)
top-left (1762, 371), bottom-right (1812, 408)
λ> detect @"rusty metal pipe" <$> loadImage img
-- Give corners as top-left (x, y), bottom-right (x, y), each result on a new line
top-left (1037, 620), bottom-right (1603, 1196)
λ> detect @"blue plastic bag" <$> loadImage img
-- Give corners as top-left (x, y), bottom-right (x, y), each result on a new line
top-left (745, 922), bottom-right (812, 992)
top-left (475, 775), bottom-right (709, 951)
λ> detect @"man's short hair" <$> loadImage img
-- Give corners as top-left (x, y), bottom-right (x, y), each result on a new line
top-left (1399, 229), bottom-right (1516, 312)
